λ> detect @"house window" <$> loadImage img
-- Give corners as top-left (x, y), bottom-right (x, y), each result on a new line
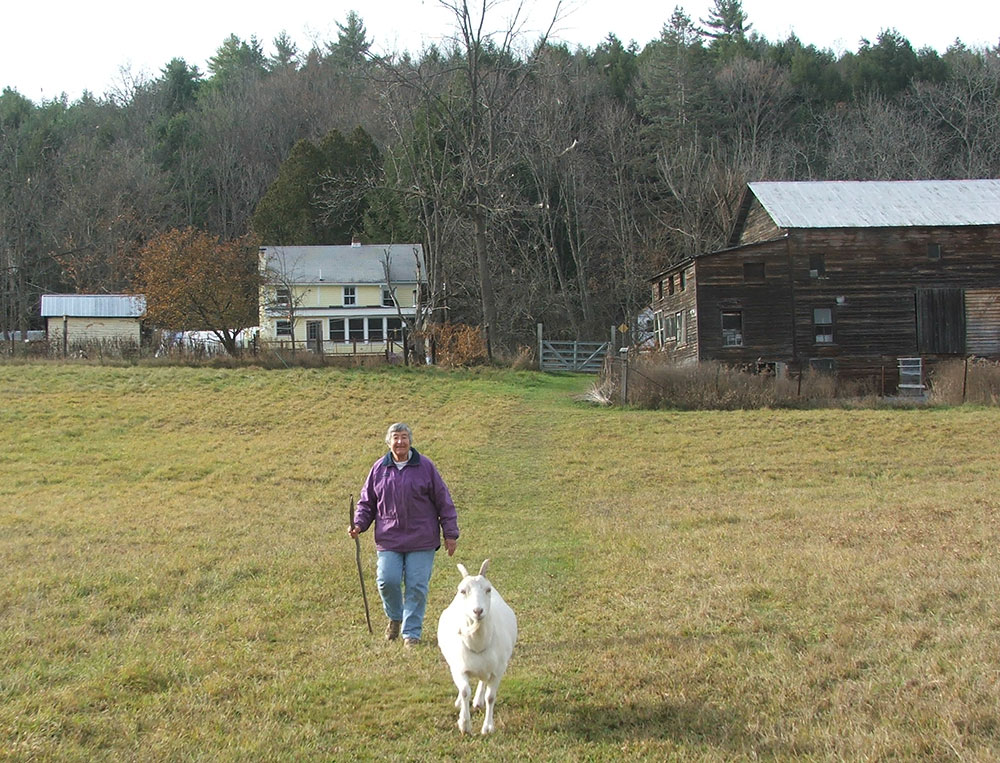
top-left (387, 317), bottom-right (403, 341)
top-left (369, 318), bottom-right (385, 342)
top-left (276, 320), bottom-right (292, 337)
top-left (653, 311), bottom-right (663, 345)
top-left (686, 309), bottom-right (696, 344)
top-left (329, 318), bottom-right (345, 342)
top-left (809, 253), bottom-right (826, 278)
top-left (721, 311), bottom-right (743, 347)
top-left (927, 243), bottom-right (942, 261)
top-left (675, 311), bottom-right (684, 344)
top-left (348, 317), bottom-right (365, 341)
top-left (275, 287), bottom-right (291, 306)
top-left (664, 313), bottom-right (676, 340)
top-left (743, 262), bottom-right (765, 281)
top-left (343, 286), bottom-right (356, 306)
top-left (814, 308), bottom-right (834, 343)
top-left (656, 281), bottom-right (663, 300)
top-left (679, 270), bottom-right (686, 291)
top-left (383, 288), bottom-right (396, 307)
top-left (668, 276), bottom-right (675, 295)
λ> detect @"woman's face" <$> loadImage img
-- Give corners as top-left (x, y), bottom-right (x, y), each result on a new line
top-left (389, 430), bottom-right (411, 461)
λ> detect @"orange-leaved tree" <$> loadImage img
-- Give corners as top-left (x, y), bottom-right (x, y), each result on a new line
top-left (138, 227), bottom-right (260, 356)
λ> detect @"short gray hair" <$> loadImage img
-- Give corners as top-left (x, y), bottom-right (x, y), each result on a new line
top-left (385, 422), bottom-right (413, 446)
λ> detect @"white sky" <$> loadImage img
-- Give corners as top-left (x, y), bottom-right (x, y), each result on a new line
top-left (3, 0), bottom-right (999, 103)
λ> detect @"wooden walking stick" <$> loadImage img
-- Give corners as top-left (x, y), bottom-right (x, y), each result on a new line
top-left (350, 495), bottom-right (373, 634)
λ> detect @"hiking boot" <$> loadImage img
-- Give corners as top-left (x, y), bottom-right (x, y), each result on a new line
top-left (403, 638), bottom-right (420, 648)
top-left (385, 620), bottom-right (401, 641)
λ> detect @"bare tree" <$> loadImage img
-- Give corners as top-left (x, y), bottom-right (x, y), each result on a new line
top-left (910, 48), bottom-right (1000, 178)
top-left (377, 0), bottom-right (564, 356)
top-left (260, 246), bottom-right (308, 354)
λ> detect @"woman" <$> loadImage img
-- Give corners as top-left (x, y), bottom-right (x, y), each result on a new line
top-left (349, 423), bottom-right (459, 646)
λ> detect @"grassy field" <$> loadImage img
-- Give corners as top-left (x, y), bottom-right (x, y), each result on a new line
top-left (2, 363), bottom-right (999, 761)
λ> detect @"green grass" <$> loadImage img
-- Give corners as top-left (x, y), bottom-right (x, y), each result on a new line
top-left (2, 364), bottom-right (1000, 760)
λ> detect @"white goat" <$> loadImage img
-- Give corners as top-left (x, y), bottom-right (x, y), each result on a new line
top-left (437, 559), bottom-right (517, 735)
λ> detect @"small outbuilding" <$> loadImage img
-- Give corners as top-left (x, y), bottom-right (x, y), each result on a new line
top-left (41, 294), bottom-right (147, 352)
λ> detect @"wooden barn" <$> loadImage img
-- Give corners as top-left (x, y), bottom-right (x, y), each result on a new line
top-left (648, 179), bottom-right (1000, 390)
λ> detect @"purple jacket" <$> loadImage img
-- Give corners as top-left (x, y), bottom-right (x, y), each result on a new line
top-left (354, 448), bottom-right (459, 552)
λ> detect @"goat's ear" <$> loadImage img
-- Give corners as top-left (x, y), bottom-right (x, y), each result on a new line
top-left (457, 564), bottom-right (469, 578)
top-left (479, 559), bottom-right (490, 576)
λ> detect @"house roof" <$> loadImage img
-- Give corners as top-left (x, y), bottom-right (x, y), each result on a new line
top-left (261, 244), bottom-right (426, 284)
top-left (40, 294), bottom-right (146, 318)
top-left (747, 179), bottom-right (1000, 229)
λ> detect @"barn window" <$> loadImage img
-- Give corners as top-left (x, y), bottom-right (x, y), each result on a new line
top-left (276, 320), bottom-right (292, 337)
top-left (679, 270), bottom-right (686, 291)
top-left (653, 311), bottom-right (663, 345)
top-left (329, 318), bottom-right (345, 342)
top-left (668, 275), bottom-right (675, 295)
top-left (656, 281), bottom-right (663, 300)
top-left (674, 311), bottom-right (684, 343)
top-left (814, 308), bottom-right (834, 343)
top-left (927, 243), bottom-right (942, 261)
top-left (343, 286), bottom-right (356, 306)
top-left (721, 311), bottom-right (743, 346)
top-left (743, 262), bottom-right (765, 281)
top-left (809, 253), bottom-right (826, 278)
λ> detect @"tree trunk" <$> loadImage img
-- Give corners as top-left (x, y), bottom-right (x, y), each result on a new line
top-left (472, 208), bottom-right (496, 360)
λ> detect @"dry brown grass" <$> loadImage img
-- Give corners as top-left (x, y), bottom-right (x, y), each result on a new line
top-left (1, 364), bottom-right (999, 760)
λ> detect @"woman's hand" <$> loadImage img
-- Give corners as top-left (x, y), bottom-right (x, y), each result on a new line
top-left (348, 525), bottom-right (360, 539)
top-left (444, 538), bottom-right (457, 556)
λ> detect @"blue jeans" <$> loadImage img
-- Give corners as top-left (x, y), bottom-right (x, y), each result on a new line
top-left (375, 549), bottom-right (437, 640)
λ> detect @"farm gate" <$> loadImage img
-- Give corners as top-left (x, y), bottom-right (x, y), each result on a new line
top-left (536, 323), bottom-right (615, 373)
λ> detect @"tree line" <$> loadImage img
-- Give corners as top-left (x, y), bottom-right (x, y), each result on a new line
top-left (2, 0), bottom-right (999, 354)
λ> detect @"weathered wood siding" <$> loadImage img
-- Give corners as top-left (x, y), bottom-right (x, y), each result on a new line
top-left (736, 197), bottom-right (784, 246)
top-left (966, 289), bottom-right (1000, 356)
top-left (689, 239), bottom-right (794, 364)
top-left (650, 263), bottom-right (699, 363)
top-left (681, 224), bottom-right (1000, 384)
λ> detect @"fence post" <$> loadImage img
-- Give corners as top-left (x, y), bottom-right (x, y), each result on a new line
top-left (537, 323), bottom-right (543, 370)
top-left (621, 353), bottom-right (628, 405)
top-left (963, 356), bottom-right (969, 403)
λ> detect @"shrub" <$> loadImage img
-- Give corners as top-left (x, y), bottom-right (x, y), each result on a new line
top-left (929, 357), bottom-right (1000, 406)
top-left (419, 323), bottom-right (488, 367)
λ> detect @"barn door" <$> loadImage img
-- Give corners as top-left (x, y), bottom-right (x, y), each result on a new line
top-left (916, 288), bottom-right (965, 354)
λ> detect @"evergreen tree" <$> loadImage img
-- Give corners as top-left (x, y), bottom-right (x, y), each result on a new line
top-left (701, 0), bottom-right (753, 59)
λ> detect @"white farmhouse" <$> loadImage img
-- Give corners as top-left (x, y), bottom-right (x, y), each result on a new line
top-left (259, 243), bottom-right (426, 354)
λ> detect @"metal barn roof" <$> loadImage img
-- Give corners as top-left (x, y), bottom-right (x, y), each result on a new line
top-left (260, 244), bottom-right (426, 284)
top-left (40, 294), bottom-right (146, 318)
top-left (749, 179), bottom-right (1000, 228)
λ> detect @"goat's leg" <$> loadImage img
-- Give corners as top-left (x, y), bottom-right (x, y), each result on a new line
top-left (480, 680), bottom-right (500, 735)
top-left (455, 678), bottom-right (473, 734)
top-left (472, 680), bottom-right (486, 709)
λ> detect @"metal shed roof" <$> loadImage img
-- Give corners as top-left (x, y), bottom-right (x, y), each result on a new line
top-left (749, 179), bottom-right (1000, 228)
top-left (261, 244), bottom-right (426, 284)
top-left (40, 294), bottom-right (146, 318)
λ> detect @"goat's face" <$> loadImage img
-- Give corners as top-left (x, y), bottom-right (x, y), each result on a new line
top-left (455, 560), bottom-right (493, 624)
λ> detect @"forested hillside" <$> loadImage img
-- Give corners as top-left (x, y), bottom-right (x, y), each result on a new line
top-left (2, 1), bottom-right (999, 350)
